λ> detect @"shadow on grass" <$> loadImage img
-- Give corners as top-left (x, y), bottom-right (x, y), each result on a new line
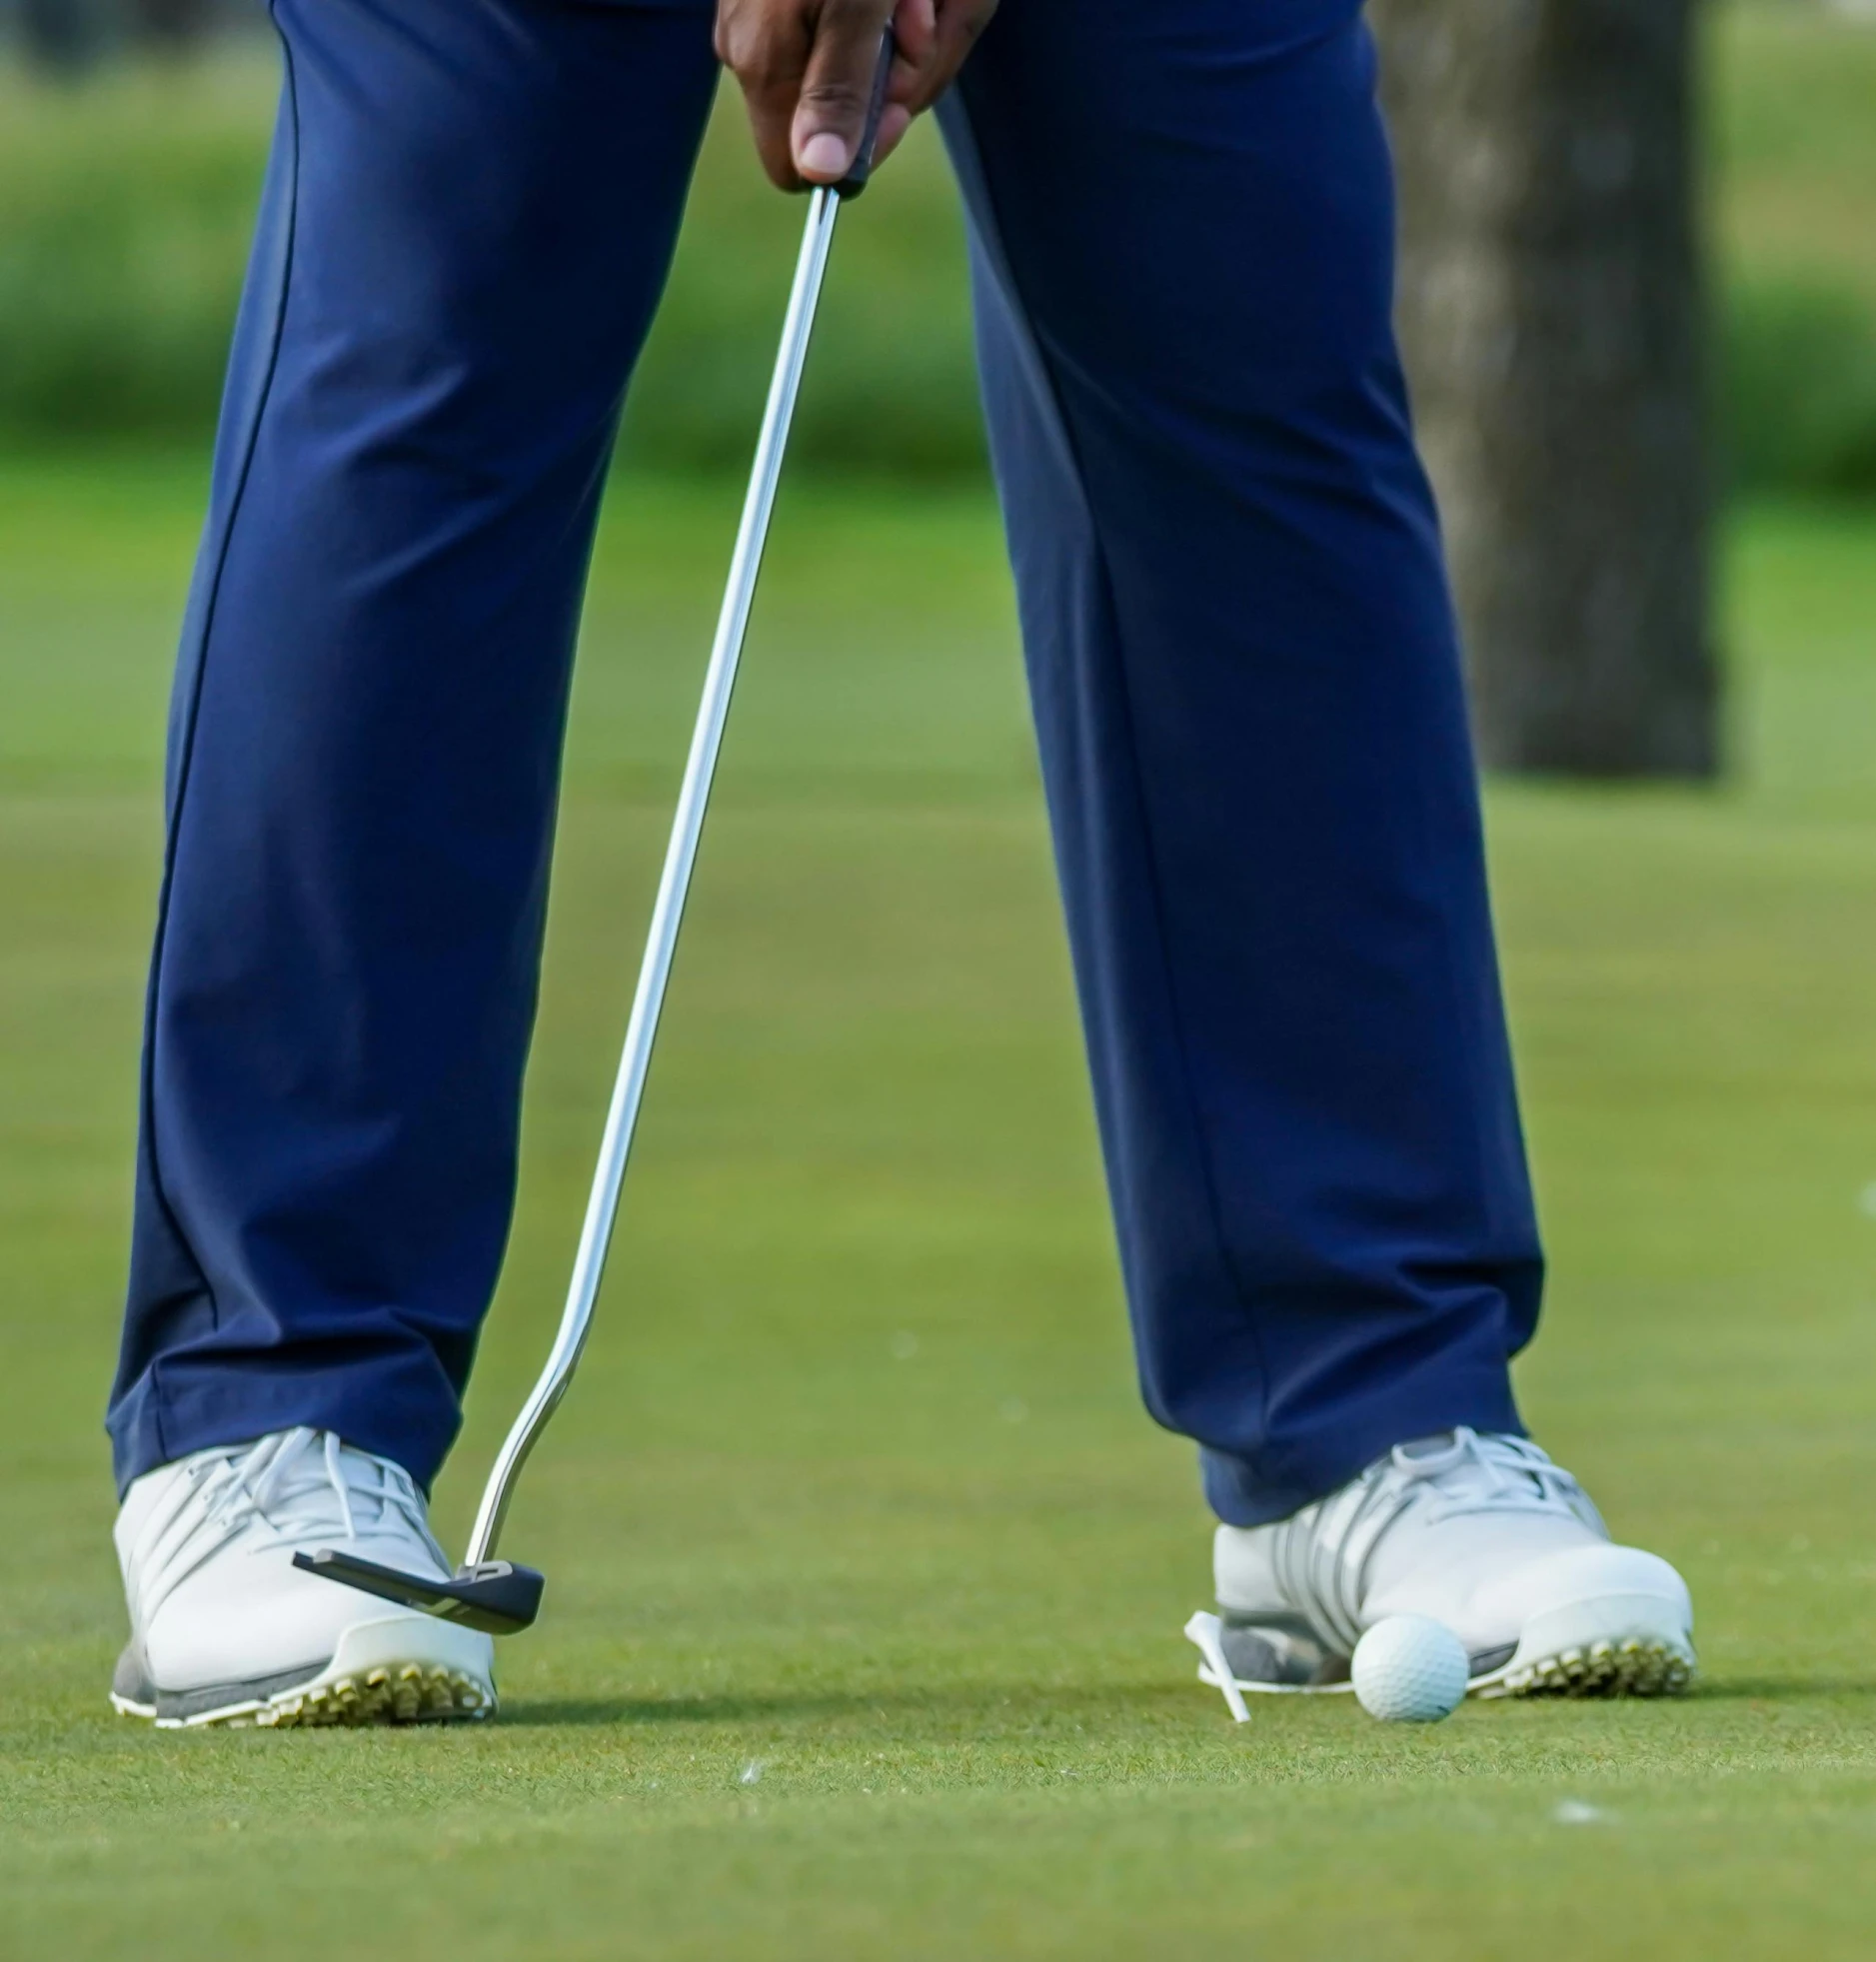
top-left (499, 1682), bottom-right (1189, 1730)
top-left (501, 1676), bottom-right (1876, 1728)
top-left (1689, 1676), bottom-right (1876, 1701)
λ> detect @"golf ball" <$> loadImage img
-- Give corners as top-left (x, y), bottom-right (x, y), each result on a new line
top-left (1350, 1615), bottom-right (1469, 1723)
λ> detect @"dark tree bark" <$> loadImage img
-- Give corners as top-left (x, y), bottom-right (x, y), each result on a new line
top-left (125, 0), bottom-right (217, 50)
top-left (1373, 0), bottom-right (1721, 779)
top-left (18, 0), bottom-right (110, 73)
top-left (16, 0), bottom-right (219, 67)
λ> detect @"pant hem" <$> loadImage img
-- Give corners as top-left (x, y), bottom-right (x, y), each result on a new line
top-left (110, 1373), bottom-right (458, 1499)
top-left (1199, 1367), bottom-right (1526, 1527)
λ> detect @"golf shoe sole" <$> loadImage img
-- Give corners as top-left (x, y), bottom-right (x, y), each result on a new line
top-left (111, 1614), bottom-right (495, 1728)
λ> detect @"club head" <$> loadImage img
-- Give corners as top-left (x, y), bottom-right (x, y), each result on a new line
top-left (292, 1548), bottom-right (545, 1636)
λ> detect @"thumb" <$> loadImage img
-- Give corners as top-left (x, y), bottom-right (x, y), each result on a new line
top-left (793, 3), bottom-right (895, 183)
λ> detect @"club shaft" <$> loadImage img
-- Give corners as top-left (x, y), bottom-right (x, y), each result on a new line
top-left (465, 188), bottom-right (843, 1567)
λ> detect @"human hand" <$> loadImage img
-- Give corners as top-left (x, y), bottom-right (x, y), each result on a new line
top-left (716, 0), bottom-right (1000, 193)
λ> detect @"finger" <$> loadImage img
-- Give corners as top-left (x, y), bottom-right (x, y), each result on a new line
top-left (869, 103), bottom-right (916, 170)
top-left (793, 0), bottom-right (898, 184)
top-left (889, 0), bottom-right (936, 76)
top-left (717, 1), bottom-right (814, 190)
top-left (899, 0), bottom-right (996, 115)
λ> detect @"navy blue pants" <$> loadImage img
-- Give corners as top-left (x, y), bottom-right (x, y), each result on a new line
top-left (109, 0), bottom-right (1543, 1525)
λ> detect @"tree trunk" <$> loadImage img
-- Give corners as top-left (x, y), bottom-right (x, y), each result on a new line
top-left (125, 0), bottom-right (218, 50)
top-left (1372, 0), bottom-right (1720, 778)
top-left (18, 0), bottom-right (110, 73)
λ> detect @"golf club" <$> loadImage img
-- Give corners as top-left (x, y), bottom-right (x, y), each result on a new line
top-left (295, 38), bottom-right (898, 1639)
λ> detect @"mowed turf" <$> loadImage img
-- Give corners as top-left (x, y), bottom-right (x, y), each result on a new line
top-left (1, 458), bottom-right (1874, 1958)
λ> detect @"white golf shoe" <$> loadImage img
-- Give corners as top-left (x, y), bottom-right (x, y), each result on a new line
top-left (112, 1426), bottom-right (496, 1728)
top-left (1184, 1428), bottom-right (1694, 1713)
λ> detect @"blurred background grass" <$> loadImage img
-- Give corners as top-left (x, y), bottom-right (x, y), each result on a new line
top-left (1, 1), bottom-right (1873, 494)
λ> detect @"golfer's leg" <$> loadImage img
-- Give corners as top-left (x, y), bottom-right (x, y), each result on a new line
top-left (944, 0), bottom-right (1542, 1525)
top-left (108, 0), bottom-right (719, 1494)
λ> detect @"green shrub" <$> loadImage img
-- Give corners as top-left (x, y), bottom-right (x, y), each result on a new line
top-left (0, 51), bottom-right (988, 474)
top-left (1718, 277), bottom-right (1876, 499)
top-left (0, 57), bottom-right (270, 440)
top-left (5, 47), bottom-right (1876, 502)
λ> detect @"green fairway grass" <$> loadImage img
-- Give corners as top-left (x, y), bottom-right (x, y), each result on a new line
top-left (1, 459), bottom-right (1873, 1956)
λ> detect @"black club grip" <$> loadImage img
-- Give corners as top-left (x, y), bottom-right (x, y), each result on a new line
top-left (834, 31), bottom-right (898, 201)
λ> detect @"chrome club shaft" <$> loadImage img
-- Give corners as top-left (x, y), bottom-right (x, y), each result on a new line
top-left (464, 186), bottom-right (845, 1571)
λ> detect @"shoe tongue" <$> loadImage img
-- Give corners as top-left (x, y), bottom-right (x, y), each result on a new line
top-left (1391, 1431), bottom-right (1515, 1503)
top-left (1392, 1430), bottom-right (1557, 1509)
top-left (247, 1434), bottom-right (382, 1536)
top-left (254, 1458), bottom-right (353, 1534)
top-left (1394, 1431), bottom-right (1464, 1465)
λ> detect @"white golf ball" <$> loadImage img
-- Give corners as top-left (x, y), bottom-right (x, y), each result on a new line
top-left (1350, 1614), bottom-right (1469, 1723)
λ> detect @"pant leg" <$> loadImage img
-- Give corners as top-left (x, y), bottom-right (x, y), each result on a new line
top-left (943, 0), bottom-right (1543, 1526)
top-left (109, 0), bottom-right (719, 1494)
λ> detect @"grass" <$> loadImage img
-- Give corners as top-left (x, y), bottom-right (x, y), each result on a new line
top-left (1, 458), bottom-right (1875, 1956)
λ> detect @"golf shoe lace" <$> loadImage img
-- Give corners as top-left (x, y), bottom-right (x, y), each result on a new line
top-left (124, 1427), bottom-right (445, 1634)
top-left (1271, 1428), bottom-right (1607, 1652)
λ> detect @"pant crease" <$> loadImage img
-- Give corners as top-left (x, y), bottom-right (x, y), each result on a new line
top-left (942, 93), bottom-right (1282, 1488)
